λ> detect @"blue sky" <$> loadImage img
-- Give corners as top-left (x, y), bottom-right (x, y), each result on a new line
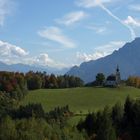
top-left (0, 0), bottom-right (140, 68)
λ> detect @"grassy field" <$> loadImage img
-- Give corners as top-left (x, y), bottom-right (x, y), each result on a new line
top-left (22, 86), bottom-right (140, 114)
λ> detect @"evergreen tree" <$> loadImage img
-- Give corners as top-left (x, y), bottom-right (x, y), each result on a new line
top-left (96, 107), bottom-right (117, 140)
top-left (111, 102), bottom-right (123, 135)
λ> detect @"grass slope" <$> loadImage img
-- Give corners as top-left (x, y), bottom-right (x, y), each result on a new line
top-left (22, 86), bottom-right (140, 114)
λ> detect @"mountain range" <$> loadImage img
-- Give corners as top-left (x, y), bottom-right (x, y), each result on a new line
top-left (67, 37), bottom-right (140, 83)
top-left (0, 62), bottom-right (68, 75)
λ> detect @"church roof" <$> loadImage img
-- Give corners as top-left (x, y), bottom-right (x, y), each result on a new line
top-left (106, 74), bottom-right (116, 81)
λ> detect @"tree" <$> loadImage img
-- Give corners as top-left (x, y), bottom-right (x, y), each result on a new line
top-left (96, 73), bottom-right (105, 86)
top-left (84, 113), bottom-right (96, 136)
top-left (26, 72), bottom-right (42, 90)
top-left (0, 71), bottom-right (27, 100)
top-left (96, 107), bottom-right (117, 140)
top-left (124, 96), bottom-right (133, 124)
top-left (0, 116), bottom-right (17, 140)
top-left (49, 74), bottom-right (58, 88)
top-left (111, 102), bottom-right (123, 135)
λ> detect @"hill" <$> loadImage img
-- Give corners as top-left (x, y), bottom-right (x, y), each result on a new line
top-left (67, 37), bottom-right (140, 83)
top-left (21, 87), bottom-right (140, 113)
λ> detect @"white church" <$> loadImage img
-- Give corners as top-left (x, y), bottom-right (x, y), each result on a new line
top-left (105, 65), bottom-right (121, 87)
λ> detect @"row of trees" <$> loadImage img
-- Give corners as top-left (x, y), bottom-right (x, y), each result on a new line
top-left (0, 71), bottom-right (84, 99)
top-left (77, 96), bottom-right (140, 140)
top-left (25, 71), bottom-right (84, 90)
top-left (10, 103), bottom-right (72, 125)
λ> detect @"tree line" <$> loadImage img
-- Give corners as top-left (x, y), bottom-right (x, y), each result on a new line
top-left (0, 71), bottom-right (84, 99)
top-left (26, 71), bottom-right (84, 90)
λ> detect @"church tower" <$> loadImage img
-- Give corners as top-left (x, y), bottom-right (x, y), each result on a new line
top-left (116, 65), bottom-right (121, 84)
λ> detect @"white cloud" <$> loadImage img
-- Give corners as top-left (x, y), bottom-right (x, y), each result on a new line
top-left (38, 26), bottom-right (76, 48)
top-left (124, 16), bottom-right (140, 27)
top-left (86, 25), bottom-right (107, 34)
top-left (76, 0), bottom-right (136, 40)
top-left (76, 51), bottom-right (105, 62)
top-left (0, 40), bottom-right (28, 57)
top-left (35, 53), bottom-right (55, 66)
top-left (76, 0), bottom-right (112, 8)
top-left (0, 50), bottom-right (67, 68)
top-left (95, 41), bottom-right (125, 54)
top-left (56, 11), bottom-right (88, 26)
top-left (76, 41), bottom-right (125, 62)
top-left (23, 53), bottom-right (67, 69)
top-left (0, 0), bottom-right (15, 26)
top-left (0, 40), bottom-right (69, 68)
top-left (129, 4), bottom-right (140, 12)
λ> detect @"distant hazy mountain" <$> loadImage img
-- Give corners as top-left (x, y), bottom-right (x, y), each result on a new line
top-left (67, 37), bottom-right (140, 83)
top-left (0, 62), bottom-right (69, 75)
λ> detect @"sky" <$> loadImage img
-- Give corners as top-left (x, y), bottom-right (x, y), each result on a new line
top-left (0, 0), bottom-right (140, 69)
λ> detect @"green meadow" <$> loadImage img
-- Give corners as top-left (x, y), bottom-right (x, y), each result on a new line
top-left (22, 86), bottom-right (140, 114)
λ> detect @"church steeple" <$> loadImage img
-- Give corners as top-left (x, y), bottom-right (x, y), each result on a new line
top-left (116, 65), bottom-right (119, 72)
top-left (116, 65), bottom-right (121, 84)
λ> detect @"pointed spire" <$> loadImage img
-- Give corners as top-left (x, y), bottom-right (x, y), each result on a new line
top-left (116, 65), bottom-right (119, 72)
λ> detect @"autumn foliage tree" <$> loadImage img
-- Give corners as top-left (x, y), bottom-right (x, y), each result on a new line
top-left (0, 72), bottom-right (27, 100)
top-left (127, 76), bottom-right (140, 88)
